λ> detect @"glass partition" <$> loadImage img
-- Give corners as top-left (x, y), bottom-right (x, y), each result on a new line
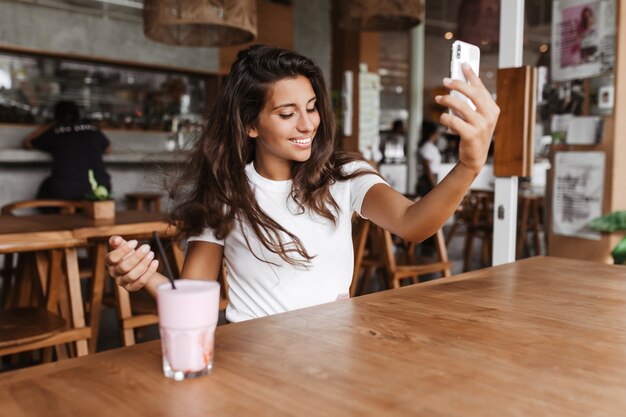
top-left (0, 50), bottom-right (210, 130)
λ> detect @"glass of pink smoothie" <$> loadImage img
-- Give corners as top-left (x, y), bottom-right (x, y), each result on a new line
top-left (156, 280), bottom-right (220, 381)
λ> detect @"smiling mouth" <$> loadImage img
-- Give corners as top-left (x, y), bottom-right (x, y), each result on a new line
top-left (288, 137), bottom-right (312, 145)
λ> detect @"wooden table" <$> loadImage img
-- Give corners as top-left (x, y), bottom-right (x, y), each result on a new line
top-left (2, 256), bottom-right (626, 416)
top-left (0, 211), bottom-right (176, 353)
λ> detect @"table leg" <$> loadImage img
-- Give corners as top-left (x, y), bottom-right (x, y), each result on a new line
top-left (64, 247), bottom-right (89, 357)
top-left (88, 242), bottom-right (108, 354)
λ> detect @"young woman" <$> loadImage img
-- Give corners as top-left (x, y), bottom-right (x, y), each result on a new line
top-left (105, 45), bottom-right (499, 323)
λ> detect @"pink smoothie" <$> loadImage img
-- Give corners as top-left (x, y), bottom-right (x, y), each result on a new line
top-left (157, 280), bottom-right (220, 374)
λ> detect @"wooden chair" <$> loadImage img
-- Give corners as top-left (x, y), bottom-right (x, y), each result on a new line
top-left (1, 200), bottom-right (85, 309)
top-left (445, 193), bottom-right (474, 244)
top-left (351, 217), bottom-right (452, 293)
top-left (126, 193), bottom-right (162, 213)
top-left (379, 226), bottom-right (452, 289)
top-left (462, 191), bottom-right (494, 272)
top-left (0, 234), bottom-right (90, 360)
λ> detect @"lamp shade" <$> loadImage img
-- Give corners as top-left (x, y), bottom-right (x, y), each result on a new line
top-left (338, 0), bottom-right (422, 31)
top-left (144, 0), bottom-right (257, 47)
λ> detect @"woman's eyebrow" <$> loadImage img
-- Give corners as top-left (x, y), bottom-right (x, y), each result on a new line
top-left (271, 96), bottom-right (316, 111)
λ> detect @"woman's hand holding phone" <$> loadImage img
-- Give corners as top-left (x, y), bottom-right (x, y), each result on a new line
top-left (435, 63), bottom-right (500, 176)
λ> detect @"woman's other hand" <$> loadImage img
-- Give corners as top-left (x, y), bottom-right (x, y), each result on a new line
top-left (105, 235), bottom-right (159, 292)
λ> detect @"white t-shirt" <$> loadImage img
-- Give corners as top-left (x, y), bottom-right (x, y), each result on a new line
top-left (419, 141), bottom-right (442, 173)
top-left (188, 160), bottom-right (387, 323)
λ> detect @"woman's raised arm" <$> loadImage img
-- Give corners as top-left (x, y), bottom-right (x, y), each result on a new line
top-left (361, 63), bottom-right (499, 242)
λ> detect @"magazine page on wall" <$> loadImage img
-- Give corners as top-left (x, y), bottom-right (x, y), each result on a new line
top-left (551, 0), bottom-right (616, 82)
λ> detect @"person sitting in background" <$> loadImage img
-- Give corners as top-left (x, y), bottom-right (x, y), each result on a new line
top-left (417, 119), bottom-right (443, 196)
top-left (380, 119), bottom-right (407, 164)
top-left (22, 100), bottom-right (112, 201)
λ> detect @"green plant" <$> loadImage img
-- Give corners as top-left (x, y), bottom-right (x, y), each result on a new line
top-left (588, 211), bottom-right (626, 264)
top-left (86, 169), bottom-right (110, 201)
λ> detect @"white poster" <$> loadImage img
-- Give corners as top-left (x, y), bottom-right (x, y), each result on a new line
top-left (551, 0), bottom-right (616, 81)
top-left (358, 66), bottom-right (381, 162)
top-left (553, 151), bottom-right (605, 239)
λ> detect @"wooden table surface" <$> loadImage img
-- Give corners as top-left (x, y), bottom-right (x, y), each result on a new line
top-left (1, 256), bottom-right (626, 416)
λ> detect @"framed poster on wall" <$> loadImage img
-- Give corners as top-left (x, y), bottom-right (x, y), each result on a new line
top-left (552, 151), bottom-right (605, 240)
top-left (551, 0), bottom-right (616, 81)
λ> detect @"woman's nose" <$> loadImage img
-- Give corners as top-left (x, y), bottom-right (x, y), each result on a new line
top-left (297, 112), bottom-right (315, 133)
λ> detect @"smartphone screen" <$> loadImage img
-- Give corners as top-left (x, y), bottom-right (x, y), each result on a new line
top-left (449, 40), bottom-right (480, 112)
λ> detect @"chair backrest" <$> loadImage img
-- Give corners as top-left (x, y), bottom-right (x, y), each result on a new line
top-left (1, 200), bottom-right (81, 216)
top-left (381, 226), bottom-right (451, 276)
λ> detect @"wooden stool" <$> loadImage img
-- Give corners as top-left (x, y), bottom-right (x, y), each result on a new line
top-left (517, 194), bottom-right (545, 259)
top-left (126, 193), bottom-right (162, 213)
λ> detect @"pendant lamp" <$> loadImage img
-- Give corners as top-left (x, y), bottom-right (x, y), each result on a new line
top-left (144, 0), bottom-right (257, 47)
top-left (338, 0), bottom-right (422, 31)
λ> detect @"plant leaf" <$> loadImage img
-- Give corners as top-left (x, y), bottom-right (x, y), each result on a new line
top-left (588, 211), bottom-right (626, 232)
top-left (611, 236), bottom-right (626, 265)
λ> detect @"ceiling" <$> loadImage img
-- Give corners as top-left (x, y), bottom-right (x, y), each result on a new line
top-left (10, 0), bottom-right (554, 97)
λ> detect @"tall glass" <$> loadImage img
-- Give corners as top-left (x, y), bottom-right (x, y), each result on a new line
top-left (156, 280), bottom-right (220, 381)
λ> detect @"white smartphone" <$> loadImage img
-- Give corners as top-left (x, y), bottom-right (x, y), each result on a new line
top-left (449, 40), bottom-right (480, 127)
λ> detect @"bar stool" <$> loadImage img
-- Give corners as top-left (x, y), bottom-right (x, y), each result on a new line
top-left (517, 193), bottom-right (545, 259)
top-left (126, 193), bottom-right (162, 212)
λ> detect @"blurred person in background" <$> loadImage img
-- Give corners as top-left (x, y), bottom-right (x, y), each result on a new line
top-left (417, 119), bottom-right (443, 197)
top-left (380, 119), bottom-right (407, 164)
top-left (22, 100), bottom-right (112, 201)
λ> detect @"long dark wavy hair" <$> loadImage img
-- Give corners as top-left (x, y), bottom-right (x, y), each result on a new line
top-left (169, 45), bottom-right (374, 267)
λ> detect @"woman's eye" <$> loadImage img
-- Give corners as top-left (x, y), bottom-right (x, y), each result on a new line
top-left (279, 113), bottom-right (295, 119)
top-left (306, 107), bottom-right (317, 113)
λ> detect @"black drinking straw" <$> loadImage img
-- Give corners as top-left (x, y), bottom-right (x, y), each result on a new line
top-left (152, 231), bottom-right (176, 290)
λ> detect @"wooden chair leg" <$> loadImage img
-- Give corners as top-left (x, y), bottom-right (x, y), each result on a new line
top-left (114, 284), bottom-right (136, 346)
top-left (88, 243), bottom-right (108, 353)
top-left (517, 199), bottom-right (530, 259)
top-left (532, 201), bottom-right (542, 256)
top-left (16, 255), bottom-right (34, 308)
top-left (64, 248), bottom-right (89, 357)
top-left (2, 253), bottom-right (15, 308)
top-left (463, 231), bottom-right (474, 272)
top-left (391, 272), bottom-right (401, 289)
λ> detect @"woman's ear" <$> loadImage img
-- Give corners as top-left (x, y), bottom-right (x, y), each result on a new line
top-left (246, 126), bottom-right (258, 139)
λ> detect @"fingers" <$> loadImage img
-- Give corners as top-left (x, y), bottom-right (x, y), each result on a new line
top-left (108, 235), bottom-right (125, 249)
top-left (438, 110), bottom-right (474, 139)
top-left (125, 259), bottom-right (159, 292)
top-left (105, 239), bottom-right (138, 266)
top-left (443, 64), bottom-right (498, 117)
top-left (105, 239), bottom-right (159, 292)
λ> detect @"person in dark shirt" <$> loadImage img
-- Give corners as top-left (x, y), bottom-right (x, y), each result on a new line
top-left (22, 101), bottom-right (112, 201)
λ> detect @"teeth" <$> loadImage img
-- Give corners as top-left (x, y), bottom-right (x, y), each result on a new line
top-left (290, 137), bottom-right (311, 145)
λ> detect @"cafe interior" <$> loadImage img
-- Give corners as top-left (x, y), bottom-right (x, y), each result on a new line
top-left (0, 0), bottom-right (625, 415)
